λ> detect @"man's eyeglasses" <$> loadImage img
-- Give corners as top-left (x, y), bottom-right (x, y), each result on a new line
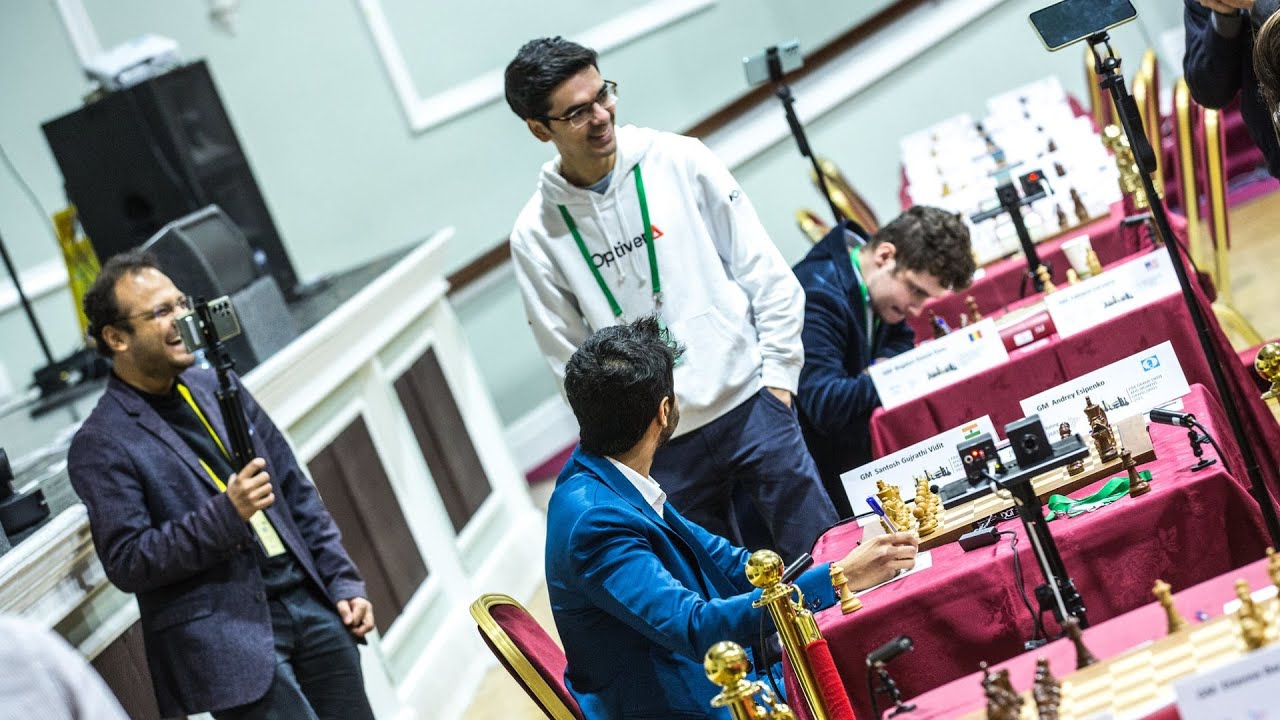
top-left (542, 80), bottom-right (618, 129)
top-left (115, 296), bottom-right (191, 325)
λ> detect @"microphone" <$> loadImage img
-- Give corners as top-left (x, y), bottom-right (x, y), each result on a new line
top-left (1149, 407), bottom-right (1196, 428)
top-left (866, 635), bottom-right (913, 667)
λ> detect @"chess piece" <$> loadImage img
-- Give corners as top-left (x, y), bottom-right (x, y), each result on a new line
top-left (830, 563), bottom-right (862, 614)
top-left (912, 477), bottom-right (940, 535)
top-left (1255, 342), bottom-right (1280, 402)
top-left (981, 662), bottom-right (1024, 720)
top-left (1153, 579), bottom-right (1188, 634)
top-left (966, 295), bottom-right (982, 322)
top-left (1123, 448), bottom-right (1150, 497)
top-left (958, 312), bottom-right (970, 328)
top-left (1084, 396), bottom-right (1119, 462)
top-left (1065, 268), bottom-right (1080, 285)
top-left (1059, 422), bottom-right (1085, 475)
top-left (1085, 248), bottom-right (1103, 276)
top-left (1267, 547), bottom-right (1280, 590)
top-left (1055, 204), bottom-right (1070, 230)
top-left (1234, 579), bottom-right (1268, 650)
top-left (1047, 137), bottom-right (1058, 153)
top-left (1036, 265), bottom-right (1057, 294)
top-left (1063, 616), bottom-right (1097, 669)
top-left (1054, 161), bottom-right (1067, 177)
top-left (1032, 657), bottom-right (1061, 720)
top-left (1069, 187), bottom-right (1089, 223)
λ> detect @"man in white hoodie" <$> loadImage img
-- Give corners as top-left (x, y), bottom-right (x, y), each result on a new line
top-left (504, 37), bottom-right (847, 561)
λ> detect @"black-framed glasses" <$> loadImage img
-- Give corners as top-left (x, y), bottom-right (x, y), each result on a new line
top-left (115, 295), bottom-right (191, 325)
top-left (542, 80), bottom-right (618, 129)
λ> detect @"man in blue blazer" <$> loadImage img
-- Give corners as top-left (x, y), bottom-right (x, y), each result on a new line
top-left (793, 208), bottom-right (974, 517)
top-left (548, 317), bottom-right (918, 718)
top-left (68, 251), bottom-right (376, 719)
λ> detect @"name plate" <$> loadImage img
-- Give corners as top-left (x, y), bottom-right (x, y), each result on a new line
top-left (870, 319), bottom-right (1009, 410)
top-left (1174, 643), bottom-right (1280, 718)
top-left (1018, 340), bottom-right (1189, 438)
top-left (1043, 250), bottom-right (1180, 338)
top-left (842, 416), bottom-right (997, 507)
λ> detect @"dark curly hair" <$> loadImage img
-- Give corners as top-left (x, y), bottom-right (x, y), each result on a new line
top-left (504, 36), bottom-right (598, 121)
top-left (564, 316), bottom-right (685, 457)
top-left (82, 249), bottom-right (162, 357)
top-left (871, 205), bottom-right (975, 290)
top-left (1255, 12), bottom-right (1280, 119)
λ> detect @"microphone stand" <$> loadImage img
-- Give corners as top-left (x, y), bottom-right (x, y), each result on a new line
top-left (764, 46), bottom-right (844, 227)
top-left (1087, 33), bottom-right (1280, 547)
top-left (192, 299), bottom-right (254, 467)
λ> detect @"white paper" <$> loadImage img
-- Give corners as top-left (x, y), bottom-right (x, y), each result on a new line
top-left (1174, 643), bottom-right (1280, 718)
top-left (841, 417), bottom-right (997, 507)
top-left (869, 318), bottom-right (1009, 410)
top-left (1018, 341), bottom-right (1190, 439)
top-left (1044, 251), bottom-right (1181, 338)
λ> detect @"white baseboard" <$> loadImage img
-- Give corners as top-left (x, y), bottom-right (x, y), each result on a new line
top-left (503, 393), bottom-right (578, 477)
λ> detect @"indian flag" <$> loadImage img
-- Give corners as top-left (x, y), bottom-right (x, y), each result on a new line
top-left (962, 422), bottom-right (981, 439)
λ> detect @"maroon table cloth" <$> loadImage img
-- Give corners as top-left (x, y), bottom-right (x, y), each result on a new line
top-left (904, 201), bottom-right (1142, 340)
top-left (805, 385), bottom-right (1270, 720)
top-left (905, 555), bottom-right (1276, 719)
top-left (869, 245), bottom-right (1280, 505)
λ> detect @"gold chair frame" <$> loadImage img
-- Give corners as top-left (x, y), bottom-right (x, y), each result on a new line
top-left (470, 593), bottom-right (580, 720)
top-left (1132, 49), bottom-right (1164, 197)
top-left (1202, 107), bottom-right (1265, 345)
top-left (811, 158), bottom-right (880, 233)
top-left (796, 209), bottom-right (831, 244)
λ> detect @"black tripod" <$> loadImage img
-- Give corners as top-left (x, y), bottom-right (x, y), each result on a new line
top-left (1086, 33), bottom-right (1280, 547)
top-left (971, 180), bottom-right (1050, 293)
top-left (763, 46), bottom-right (844, 227)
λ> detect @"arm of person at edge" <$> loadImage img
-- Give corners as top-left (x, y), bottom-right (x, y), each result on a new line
top-left (687, 137), bottom-right (804, 407)
top-left (1184, 0), bottom-right (1250, 108)
top-left (68, 428), bottom-right (257, 595)
top-left (567, 505), bottom-right (915, 661)
top-left (234, 373), bottom-right (375, 638)
top-left (510, 228), bottom-right (592, 394)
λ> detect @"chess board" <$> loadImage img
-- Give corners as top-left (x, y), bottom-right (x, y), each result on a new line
top-left (962, 593), bottom-right (1280, 719)
top-left (915, 416), bottom-right (1155, 552)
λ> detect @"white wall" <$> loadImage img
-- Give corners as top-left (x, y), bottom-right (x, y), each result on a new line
top-left (0, 0), bottom-right (1184, 436)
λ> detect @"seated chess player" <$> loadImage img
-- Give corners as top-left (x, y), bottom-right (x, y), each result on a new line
top-left (547, 316), bottom-right (918, 719)
top-left (793, 206), bottom-right (975, 517)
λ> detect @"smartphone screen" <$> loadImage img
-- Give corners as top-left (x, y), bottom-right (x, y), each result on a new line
top-left (1029, 0), bottom-right (1137, 51)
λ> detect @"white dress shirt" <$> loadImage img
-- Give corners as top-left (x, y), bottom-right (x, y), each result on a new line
top-left (606, 457), bottom-right (668, 519)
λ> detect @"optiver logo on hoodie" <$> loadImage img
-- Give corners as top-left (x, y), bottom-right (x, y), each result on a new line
top-left (591, 225), bottom-right (664, 268)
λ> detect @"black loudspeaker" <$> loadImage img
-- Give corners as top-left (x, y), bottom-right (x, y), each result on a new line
top-left (144, 206), bottom-right (298, 372)
top-left (41, 60), bottom-right (300, 296)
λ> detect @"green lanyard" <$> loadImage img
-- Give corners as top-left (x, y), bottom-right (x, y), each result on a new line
top-left (1044, 470), bottom-right (1153, 520)
top-left (849, 247), bottom-right (877, 357)
top-left (558, 164), bottom-right (660, 319)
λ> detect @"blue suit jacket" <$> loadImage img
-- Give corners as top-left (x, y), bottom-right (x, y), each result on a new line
top-left (546, 449), bottom-right (833, 719)
top-left (792, 221), bottom-right (914, 496)
top-left (68, 369), bottom-right (366, 717)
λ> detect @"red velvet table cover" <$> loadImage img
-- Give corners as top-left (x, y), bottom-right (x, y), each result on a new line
top-left (903, 201), bottom-right (1142, 340)
top-left (905, 555), bottom-right (1276, 719)
top-left (869, 247), bottom-right (1280, 505)
top-left (806, 385), bottom-right (1270, 719)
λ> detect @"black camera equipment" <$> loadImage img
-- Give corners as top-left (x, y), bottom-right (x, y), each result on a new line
top-left (1150, 409), bottom-right (1222, 473)
top-left (961, 415), bottom-right (1091, 644)
top-left (971, 170), bottom-right (1051, 293)
top-left (1030, 0), bottom-right (1280, 547)
top-left (867, 635), bottom-right (915, 718)
top-left (0, 447), bottom-right (50, 537)
top-left (174, 296), bottom-right (254, 467)
top-left (745, 43), bottom-right (843, 226)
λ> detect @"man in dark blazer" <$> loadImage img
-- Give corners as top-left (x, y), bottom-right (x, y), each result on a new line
top-left (547, 316), bottom-right (917, 718)
top-left (68, 250), bottom-right (376, 719)
top-left (792, 208), bottom-right (974, 517)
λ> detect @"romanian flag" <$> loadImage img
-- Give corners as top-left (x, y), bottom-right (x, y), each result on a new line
top-left (968, 329), bottom-right (983, 342)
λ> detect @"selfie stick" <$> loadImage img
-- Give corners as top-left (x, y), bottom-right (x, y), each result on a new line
top-left (191, 298), bottom-right (255, 469)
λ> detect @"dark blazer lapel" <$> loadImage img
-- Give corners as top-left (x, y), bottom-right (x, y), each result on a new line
top-left (107, 376), bottom-right (221, 494)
